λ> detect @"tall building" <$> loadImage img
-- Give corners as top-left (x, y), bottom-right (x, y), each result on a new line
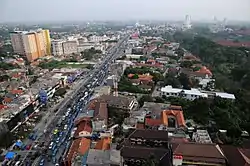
top-left (182, 15), bottom-right (192, 30)
top-left (10, 29), bottom-right (51, 62)
top-left (52, 40), bottom-right (64, 56)
top-left (43, 29), bottom-right (51, 55)
top-left (62, 40), bottom-right (78, 55)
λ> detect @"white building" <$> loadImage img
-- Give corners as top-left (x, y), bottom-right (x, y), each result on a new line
top-left (215, 92), bottom-right (235, 100)
top-left (126, 54), bottom-right (143, 59)
top-left (62, 40), bottom-right (78, 55)
top-left (77, 43), bottom-right (104, 54)
top-left (160, 85), bottom-right (208, 101)
top-left (52, 40), bottom-right (64, 56)
top-left (193, 130), bottom-right (212, 144)
top-left (182, 15), bottom-right (192, 30)
top-left (161, 85), bottom-right (235, 100)
top-left (88, 35), bottom-right (109, 43)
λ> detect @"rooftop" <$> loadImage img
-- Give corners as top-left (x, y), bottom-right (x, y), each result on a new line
top-left (94, 102), bottom-right (108, 124)
top-left (94, 137), bottom-right (111, 150)
top-left (221, 145), bottom-right (250, 166)
top-left (121, 146), bottom-right (170, 161)
top-left (173, 142), bottom-right (226, 165)
top-left (162, 109), bottom-right (186, 127)
top-left (128, 129), bottom-right (168, 141)
top-left (161, 85), bottom-right (208, 97)
top-left (96, 95), bottom-right (135, 109)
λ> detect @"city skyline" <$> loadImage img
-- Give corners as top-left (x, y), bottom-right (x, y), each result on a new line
top-left (1, 0), bottom-right (250, 23)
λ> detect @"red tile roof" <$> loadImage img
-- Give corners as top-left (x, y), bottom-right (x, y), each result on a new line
top-left (162, 110), bottom-right (186, 127)
top-left (78, 138), bottom-right (91, 155)
top-left (0, 104), bottom-right (7, 110)
top-left (173, 143), bottom-right (226, 165)
top-left (216, 40), bottom-right (250, 48)
top-left (94, 102), bottom-right (108, 124)
top-left (66, 138), bottom-right (81, 164)
top-left (183, 55), bottom-right (200, 61)
top-left (4, 97), bottom-right (12, 103)
top-left (195, 66), bottom-right (212, 76)
top-left (136, 123), bottom-right (145, 129)
top-left (74, 118), bottom-right (92, 137)
top-left (94, 137), bottom-right (111, 150)
top-left (145, 118), bottom-right (162, 127)
top-left (170, 138), bottom-right (189, 143)
top-left (169, 105), bottom-right (182, 110)
top-left (221, 146), bottom-right (250, 166)
top-left (11, 73), bottom-right (22, 78)
top-left (11, 89), bottom-right (23, 95)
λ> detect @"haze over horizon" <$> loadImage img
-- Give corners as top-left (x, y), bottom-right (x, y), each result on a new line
top-left (1, 0), bottom-right (250, 23)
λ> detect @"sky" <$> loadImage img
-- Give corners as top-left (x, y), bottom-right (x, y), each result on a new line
top-left (0, 0), bottom-right (250, 23)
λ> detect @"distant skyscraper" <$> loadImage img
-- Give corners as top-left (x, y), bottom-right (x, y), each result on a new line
top-left (135, 21), bottom-right (140, 28)
top-left (10, 29), bottom-right (51, 62)
top-left (182, 15), bottom-right (192, 30)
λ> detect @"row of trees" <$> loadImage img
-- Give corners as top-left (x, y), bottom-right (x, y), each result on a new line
top-left (0, 62), bottom-right (19, 70)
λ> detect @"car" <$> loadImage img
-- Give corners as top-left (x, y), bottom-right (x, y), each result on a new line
top-left (64, 125), bottom-right (68, 130)
top-left (26, 144), bottom-right (32, 150)
top-left (49, 142), bottom-right (54, 149)
top-left (39, 158), bottom-right (45, 166)
top-left (52, 149), bottom-right (58, 156)
top-left (53, 129), bottom-right (59, 135)
top-left (56, 137), bottom-right (60, 144)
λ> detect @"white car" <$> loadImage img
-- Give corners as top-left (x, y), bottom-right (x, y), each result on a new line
top-left (49, 142), bottom-right (54, 149)
top-left (64, 125), bottom-right (68, 130)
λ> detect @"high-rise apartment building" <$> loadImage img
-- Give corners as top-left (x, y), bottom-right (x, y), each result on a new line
top-left (52, 40), bottom-right (64, 56)
top-left (43, 29), bottom-right (51, 55)
top-left (62, 40), bottom-right (78, 55)
top-left (10, 29), bottom-right (51, 62)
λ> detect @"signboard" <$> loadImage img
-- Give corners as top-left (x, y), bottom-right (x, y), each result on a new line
top-left (173, 155), bottom-right (183, 166)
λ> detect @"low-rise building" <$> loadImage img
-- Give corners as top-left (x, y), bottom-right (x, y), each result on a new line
top-left (160, 85), bottom-right (208, 100)
top-left (98, 95), bottom-right (137, 111)
top-left (160, 85), bottom-right (236, 101)
top-left (193, 129), bottom-right (212, 144)
top-left (52, 40), bottom-right (64, 56)
top-left (121, 146), bottom-right (172, 166)
top-left (125, 54), bottom-right (144, 59)
top-left (62, 40), bottom-right (78, 55)
top-left (172, 142), bottom-right (226, 166)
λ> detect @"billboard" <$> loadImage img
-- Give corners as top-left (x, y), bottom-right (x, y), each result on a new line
top-left (39, 89), bottom-right (48, 104)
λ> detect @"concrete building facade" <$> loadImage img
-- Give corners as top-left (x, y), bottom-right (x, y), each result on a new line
top-left (62, 40), bottom-right (78, 55)
top-left (10, 29), bottom-right (51, 62)
top-left (52, 40), bottom-right (64, 56)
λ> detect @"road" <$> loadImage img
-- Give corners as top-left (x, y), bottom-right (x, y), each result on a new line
top-left (30, 34), bottom-right (130, 166)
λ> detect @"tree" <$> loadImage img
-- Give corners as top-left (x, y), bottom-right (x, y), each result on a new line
top-left (164, 74), bottom-right (181, 88)
top-left (138, 95), bottom-right (153, 107)
top-left (132, 74), bottom-right (139, 79)
top-left (144, 154), bottom-right (159, 166)
top-left (178, 73), bottom-right (191, 89)
top-left (180, 61), bottom-right (193, 68)
top-left (54, 88), bottom-right (67, 97)
top-left (175, 48), bottom-right (184, 56)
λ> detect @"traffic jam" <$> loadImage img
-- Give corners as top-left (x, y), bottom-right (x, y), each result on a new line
top-left (39, 61), bottom-right (110, 165)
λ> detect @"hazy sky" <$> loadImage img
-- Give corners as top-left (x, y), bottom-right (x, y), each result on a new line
top-left (1, 0), bottom-right (250, 22)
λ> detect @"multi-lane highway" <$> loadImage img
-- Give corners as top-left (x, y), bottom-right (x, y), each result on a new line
top-left (29, 34), bottom-right (130, 166)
